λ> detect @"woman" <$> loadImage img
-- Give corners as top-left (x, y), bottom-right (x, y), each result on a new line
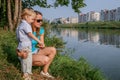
top-left (31, 11), bottom-right (56, 78)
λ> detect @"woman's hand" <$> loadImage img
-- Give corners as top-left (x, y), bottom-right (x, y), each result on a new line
top-left (38, 41), bottom-right (43, 45)
top-left (37, 43), bottom-right (45, 49)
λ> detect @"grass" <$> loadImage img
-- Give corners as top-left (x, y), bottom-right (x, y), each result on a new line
top-left (0, 31), bottom-right (22, 80)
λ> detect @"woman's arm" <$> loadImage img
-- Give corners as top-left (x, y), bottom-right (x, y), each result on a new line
top-left (40, 34), bottom-right (44, 44)
top-left (38, 34), bottom-right (45, 48)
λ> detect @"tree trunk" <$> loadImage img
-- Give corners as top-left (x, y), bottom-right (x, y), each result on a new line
top-left (7, 0), bottom-right (13, 31)
top-left (17, 0), bottom-right (22, 27)
top-left (0, 0), bottom-right (1, 8)
top-left (13, 0), bottom-right (19, 29)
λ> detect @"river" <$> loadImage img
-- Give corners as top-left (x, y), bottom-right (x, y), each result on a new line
top-left (50, 28), bottom-right (120, 80)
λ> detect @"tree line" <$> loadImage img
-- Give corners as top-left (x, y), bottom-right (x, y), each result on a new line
top-left (0, 0), bottom-right (86, 32)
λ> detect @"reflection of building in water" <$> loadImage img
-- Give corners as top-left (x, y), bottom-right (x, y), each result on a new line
top-left (99, 33), bottom-right (120, 48)
top-left (78, 31), bottom-right (88, 41)
top-left (78, 30), bottom-right (120, 48)
top-left (61, 29), bottom-right (78, 38)
top-left (88, 32), bottom-right (100, 43)
top-left (61, 29), bottom-right (69, 37)
top-left (55, 28), bottom-right (120, 48)
top-left (78, 31), bottom-right (100, 43)
top-left (70, 30), bottom-right (78, 37)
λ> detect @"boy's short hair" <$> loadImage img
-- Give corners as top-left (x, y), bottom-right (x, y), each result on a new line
top-left (21, 8), bottom-right (36, 19)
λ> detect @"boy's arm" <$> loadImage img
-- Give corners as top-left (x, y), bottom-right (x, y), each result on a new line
top-left (28, 32), bottom-right (43, 45)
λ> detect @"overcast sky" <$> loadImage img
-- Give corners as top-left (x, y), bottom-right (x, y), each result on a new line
top-left (33, 0), bottom-right (120, 21)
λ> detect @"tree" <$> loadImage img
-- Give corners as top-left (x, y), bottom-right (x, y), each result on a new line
top-left (0, 0), bottom-right (86, 31)
top-left (7, 0), bottom-right (13, 31)
top-left (0, 0), bottom-right (7, 29)
top-left (23, 0), bottom-right (86, 13)
top-left (0, 0), bottom-right (21, 31)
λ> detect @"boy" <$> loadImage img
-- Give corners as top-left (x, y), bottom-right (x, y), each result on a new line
top-left (16, 8), bottom-right (43, 80)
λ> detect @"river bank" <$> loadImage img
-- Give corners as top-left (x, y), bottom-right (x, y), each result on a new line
top-left (55, 21), bottom-right (120, 29)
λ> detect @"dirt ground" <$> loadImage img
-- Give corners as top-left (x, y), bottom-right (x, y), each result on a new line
top-left (32, 73), bottom-right (62, 80)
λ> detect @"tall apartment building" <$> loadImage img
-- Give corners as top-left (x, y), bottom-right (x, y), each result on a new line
top-left (100, 9), bottom-right (109, 21)
top-left (67, 17), bottom-right (78, 23)
top-left (52, 7), bottom-right (120, 24)
top-left (78, 11), bottom-right (100, 23)
top-left (78, 13), bottom-right (87, 23)
top-left (90, 11), bottom-right (100, 22)
top-left (110, 9), bottom-right (117, 21)
top-left (78, 7), bottom-right (120, 23)
top-left (100, 8), bottom-right (120, 21)
top-left (116, 7), bottom-right (120, 21)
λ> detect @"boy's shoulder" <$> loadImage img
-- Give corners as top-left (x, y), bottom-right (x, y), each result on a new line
top-left (19, 20), bottom-right (31, 28)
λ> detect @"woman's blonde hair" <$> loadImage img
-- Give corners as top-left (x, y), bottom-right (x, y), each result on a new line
top-left (21, 8), bottom-right (36, 19)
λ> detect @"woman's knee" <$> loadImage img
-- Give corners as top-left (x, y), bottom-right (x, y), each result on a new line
top-left (51, 47), bottom-right (56, 55)
top-left (44, 57), bottom-right (50, 64)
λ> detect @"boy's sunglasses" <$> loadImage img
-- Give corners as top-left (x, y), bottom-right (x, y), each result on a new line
top-left (36, 19), bottom-right (43, 23)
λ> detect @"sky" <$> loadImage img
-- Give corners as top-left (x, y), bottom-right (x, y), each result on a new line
top-left (33, 0), bottom-right (120, 21)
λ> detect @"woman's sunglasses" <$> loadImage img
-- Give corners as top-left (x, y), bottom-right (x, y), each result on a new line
top-left (36, 19), bottom-right (43, 23)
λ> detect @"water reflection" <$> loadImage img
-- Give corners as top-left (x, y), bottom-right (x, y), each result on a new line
top-left (50, 28), bottom-right (120, 80)
top-left (99, 32), bottom-right (120, 48)
top-left (51, 28), bottom-right (120, 48)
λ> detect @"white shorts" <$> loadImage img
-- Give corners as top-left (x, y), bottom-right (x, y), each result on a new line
top-left (32, 48), bottom-right (39, 54)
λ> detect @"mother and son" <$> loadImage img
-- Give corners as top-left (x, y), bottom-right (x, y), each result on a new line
top-left (16, 8), bottom-right (56, 80)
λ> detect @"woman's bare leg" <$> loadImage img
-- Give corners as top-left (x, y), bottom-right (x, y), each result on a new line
top-left (38, 47), bottom-right (56, 73)
top-left (32, 54), bottom-right (50, 66)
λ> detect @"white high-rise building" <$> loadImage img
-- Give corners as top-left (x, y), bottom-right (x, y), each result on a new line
top-left (116, 7), bottom-right (120, 21)
top-left (78, 11), bottom-right (100, 23)
top-left (67, 17), bottom-right (78, 23)
top-left (78, 13), bottom-right (87, 23)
